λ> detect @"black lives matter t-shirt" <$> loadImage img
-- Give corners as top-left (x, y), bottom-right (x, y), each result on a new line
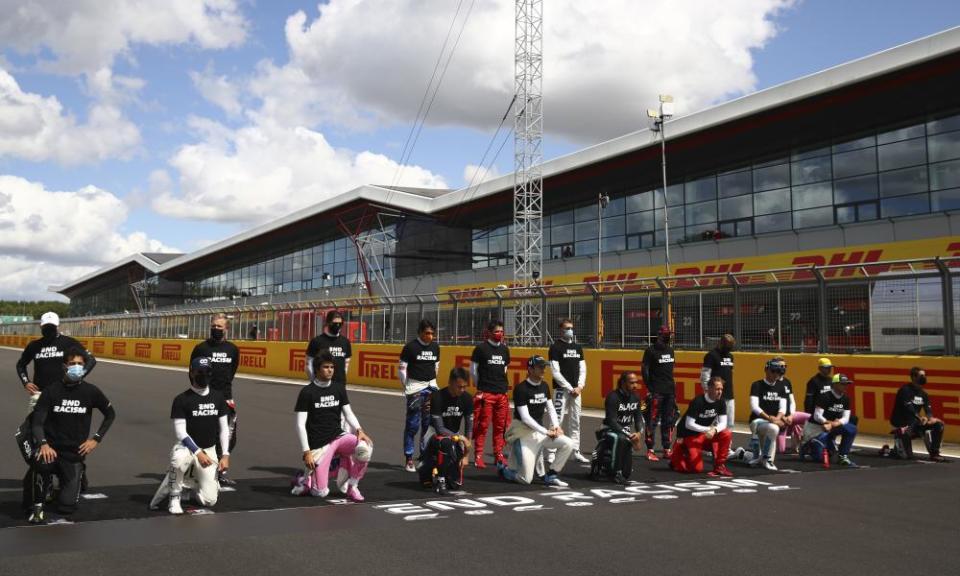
top-left (678, 394), bottom-right (726, 438)
top-left (642, 343), bottom-right (675, 395)
top-left (548, 340), bottom-right (584, 390)
top-left (33, 381), bottom-right (111, 451)
top-left (815, 391), bottom-right (849, 423)
top-left (749, 379), bottom-right (788, 419)
top-left (306, 333), bottom-right (353, 384)
top-left (295, 382), bottom-right (349, 449)
top-left (702, 349), bottom-right (735, 400)
top-left (430, 387), bottom-right (474, 434)
top-left (17, 335), bottom-right (93, 390)
top-left (190, 339), bottom-right (240, 400)
top-left (513, 379), bottom-right (551, 425)
top-left (401, 339), bottom-right (441, 382)
top-left (890, 384), bottom-right (931, 427)
top-left (603, 388), bottom-right (643, 435)
top-left (471, 342), bottom-right (510, 394)
top-left (170, 389), bottom-right (228, 449)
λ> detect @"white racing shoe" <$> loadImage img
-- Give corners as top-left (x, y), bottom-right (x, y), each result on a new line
top-left (573, 451), bottom-right (590, 464)
top-left (168, 496), bottom-right (184, 515)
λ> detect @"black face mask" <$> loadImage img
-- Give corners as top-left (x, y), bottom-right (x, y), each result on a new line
top-left (41, 325), bottom-right (57, 339)
top-left (210, 328), bottom-right (225, 341)
top-left (916, 375), bottom-right (927, 386)
top-left (328, 323), bottom-right (342, 335)
top-left (191, 372), bottom-right (210, 389)
top-left (659, 335), bottom-right (671, 346)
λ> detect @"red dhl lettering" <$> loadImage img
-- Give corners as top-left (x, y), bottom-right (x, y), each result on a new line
top-left (289, 349), bottom-right (306, 372)
top-left (161, 344), bottom-right (181, 361)
top-left (358, 351), bottom-right (398, 380)
top-left (135, 343), bottom-right (151, 359)
top-left (112, 342), bottom-right (126, 355)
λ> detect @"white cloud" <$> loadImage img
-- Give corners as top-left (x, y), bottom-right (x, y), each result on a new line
top-left (0, 0), bottom-right (248, 75)
top-left (274, 0), bottom-right (793, 143)
top-left (0, 175), bottom-right (176, 299)
top-left (152, 120), bottom-right (447, 223)
top-left (190, 67), bottom-right (243, 117)
top-left (0, 68), bottom-right (140, 164)
top-left (463, 163), bottom-right (501, 186)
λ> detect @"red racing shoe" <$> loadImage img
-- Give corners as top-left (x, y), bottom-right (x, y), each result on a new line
top-left (708, 465), bottom-right (734, 478)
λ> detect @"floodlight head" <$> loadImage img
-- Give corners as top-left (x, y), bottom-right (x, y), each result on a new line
top-left (659, 94), bottom-right (674, 103)
top-left (661, 101), bottom-right (675, 117)
top-left (646, 108), bottom-right (660, 119)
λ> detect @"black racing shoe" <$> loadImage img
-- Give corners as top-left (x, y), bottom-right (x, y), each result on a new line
top-left (613, 471), bottom-right (628, 485)
top-left (28, 504), bottom-right (45, 525)
top-left (217, 471), bottom-right (237, 486)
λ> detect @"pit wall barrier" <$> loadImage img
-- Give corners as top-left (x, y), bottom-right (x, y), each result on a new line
top-left (3, 335), bottom-right (958, 442)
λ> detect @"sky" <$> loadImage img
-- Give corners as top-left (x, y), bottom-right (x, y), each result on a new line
top-left (1, 0), bottom-right (958, 300)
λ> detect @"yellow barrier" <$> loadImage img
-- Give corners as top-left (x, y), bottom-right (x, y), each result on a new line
top-left (3, 334), bottom-right (958, 441)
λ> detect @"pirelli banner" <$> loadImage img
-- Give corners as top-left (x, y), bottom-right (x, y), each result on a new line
top-left (3, 334), bottom-right (958, 442)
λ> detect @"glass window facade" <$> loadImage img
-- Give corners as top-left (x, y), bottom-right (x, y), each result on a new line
top-left (473, 110), bottom-right (960, 266)
top-left (184, 226), bottom-right (397, 301)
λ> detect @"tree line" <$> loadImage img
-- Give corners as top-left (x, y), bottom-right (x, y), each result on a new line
top-left (0, 301), bottom-right (70, 320)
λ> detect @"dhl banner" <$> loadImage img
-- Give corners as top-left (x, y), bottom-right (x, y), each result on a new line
top-left (2, 334), bottom-right (958, 441)
top-left (440, 236), bottom-right (960, 295)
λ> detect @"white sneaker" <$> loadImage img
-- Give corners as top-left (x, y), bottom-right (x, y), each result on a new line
top-left (168, 496), bottom-right (184, 515)
top-left (309, 486), bottom-right (330, 498)
top-left (762, 459), bottom-right (778, 472)
top-left (573, 451), bottom-right (590, 464)
top-left (731, 447), bottom-right (745, 461)
top-left (543, 473), bottom-right (569, 487)
top-left (290, 484), bottom-right (308, 496)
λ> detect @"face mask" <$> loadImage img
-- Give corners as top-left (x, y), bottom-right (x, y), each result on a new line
top-left (191, 372), bottom-right (210, 389)
top-left (491, 332), bottom-right (504, 343)
top-left (328, 323), bottom-right (342, 335)
top-left (66, 365), bottom-right (84, 383)
top-left (210, 328), bottom-right (225, 341)
top-left (916, 375), bottom-right (927, 385)
top-left (563, 328), bottom-right (574, 340)
top-left (41, 325), bottom-right (57, 339)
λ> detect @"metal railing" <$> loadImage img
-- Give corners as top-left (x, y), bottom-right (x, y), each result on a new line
top-left (2, 257), bottom-right (957, 355)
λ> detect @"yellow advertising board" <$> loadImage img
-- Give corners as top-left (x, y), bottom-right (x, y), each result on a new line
top-left (3, 334), bottom-right (958, 441)
top-left (439, 236), bottom-right (960, 295)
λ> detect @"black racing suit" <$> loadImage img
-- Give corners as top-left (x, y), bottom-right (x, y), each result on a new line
top-left (593, 387), bottom-right (643, 480)
top-left (642, 341), bottom-right (676, 451)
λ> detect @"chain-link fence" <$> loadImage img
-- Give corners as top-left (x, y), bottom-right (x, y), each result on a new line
top-left (2, 258), bottom-right (957, 355)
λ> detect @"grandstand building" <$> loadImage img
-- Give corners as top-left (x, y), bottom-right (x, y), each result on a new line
top-left (57, 28), bottom-right (960, 322)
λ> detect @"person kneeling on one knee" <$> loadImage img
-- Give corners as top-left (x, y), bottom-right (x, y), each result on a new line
top-left (801, 374), bottom-right (857, 467)
top-left (419, 367), bottom-right (474, 495)
top-left (593, 372), bottom-right (644, 484)
top-left (150, 356), bottom-right (230, 515)
top-left (670, 376), bottom-right (733, 477)
top-left (500, 356), bottom-right (575, 487)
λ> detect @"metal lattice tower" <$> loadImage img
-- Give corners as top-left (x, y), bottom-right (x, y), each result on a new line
top-left (512, 0), bottom-right (544, 345)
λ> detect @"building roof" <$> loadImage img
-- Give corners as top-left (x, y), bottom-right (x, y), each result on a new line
top-left (53, 26), bottom-right (960, 296)
top-left (51, 252), bottom-right (183, 294)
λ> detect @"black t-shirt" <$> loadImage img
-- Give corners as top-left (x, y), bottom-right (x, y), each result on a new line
top-left (295, 382), bottom-right (350, 449)
top-left (548, 340), bottom-right (584, 389)
top-left (33, 381), bottom-right (110, 451)
top-left (804, 373), bottom-right (833, 414)
top-left (603, 388), bottom-right (643, 435)
top-left (890, 384), bottom-right (931, 427)
top-left (401, 339), bottom-right (441, 382)
top-left (642, 343), bottom-right (675, 395)
top-left (471, 341), bottom-right (510, 394)
top-left (749, 379), bottom-right (788, 419)
top-left (306, 333), bottom-right (353, 384)
top-left (815, 390), bottom-right (850, 423)
top-left (190, 339), bottom-right (239, 400)
top-left (781, 378), bottom-right (796, 415)
top-left (170, 389), bottom-right (228, 449)
top-left (513, 379), bottom-right (551, 425)
top-left (678, 394), bottom-right (727, 438)
top-left (702, 348), bottom-right (735, 400)
top-left (430, 387), bottom-right (474, 434)
top-left (17, 335), bottom-right (95, 390)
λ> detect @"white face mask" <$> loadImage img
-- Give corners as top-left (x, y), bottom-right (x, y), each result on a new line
top-left (563, 328), bottom-right (574, 340)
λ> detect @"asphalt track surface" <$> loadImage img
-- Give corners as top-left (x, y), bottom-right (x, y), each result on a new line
top-left (0, 347), bottom-right (957, 575)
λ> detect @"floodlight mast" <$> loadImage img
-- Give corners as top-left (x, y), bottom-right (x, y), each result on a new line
top-left (649, 94), bottom-right (675, 328)
top-left (512, 0), bottom-right (544, 345)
